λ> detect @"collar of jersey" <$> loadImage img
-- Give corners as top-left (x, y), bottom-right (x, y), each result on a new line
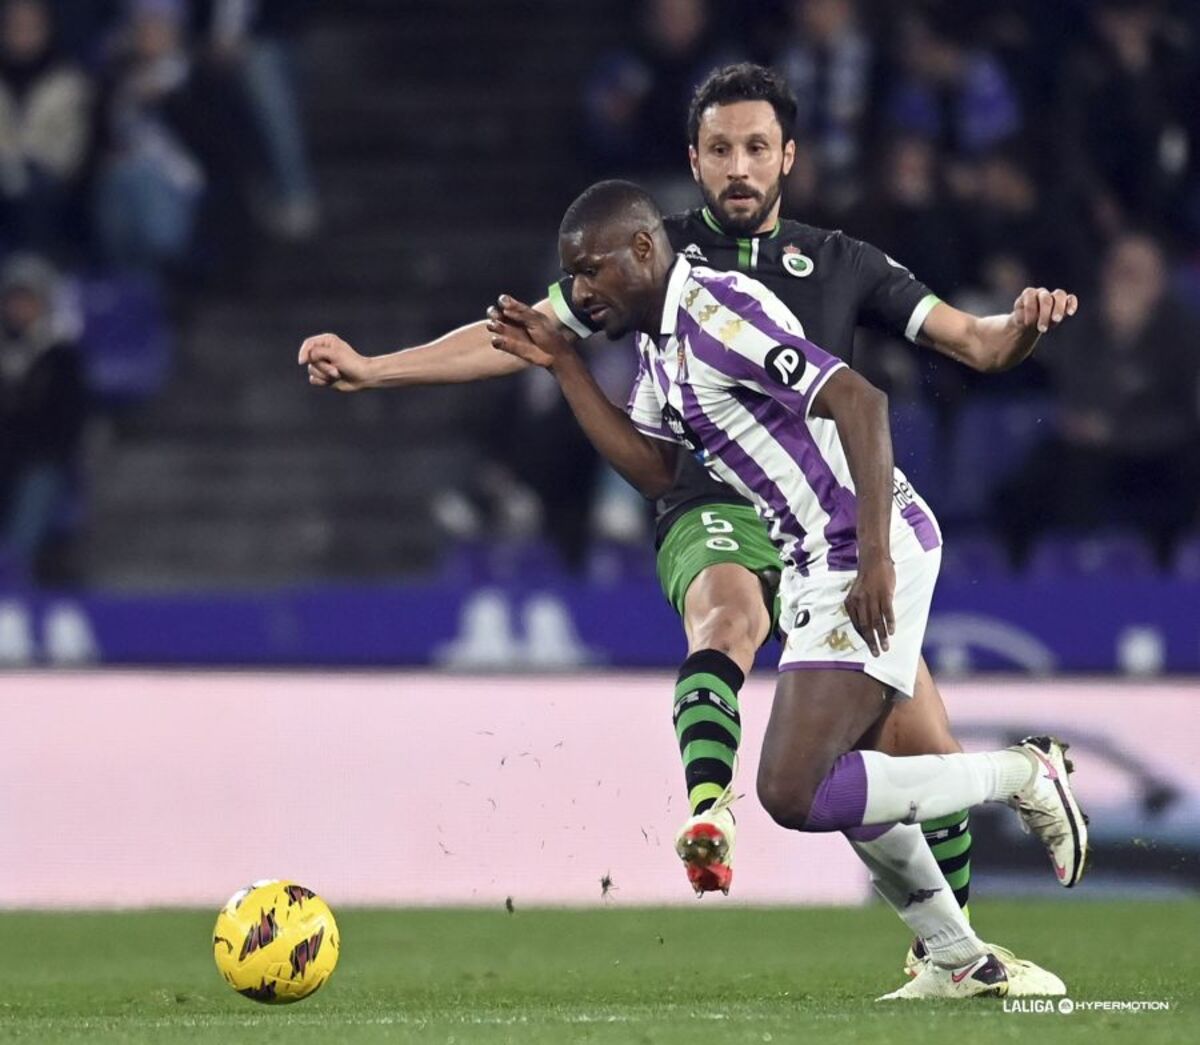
top-left (659, 255), bottom-right (692, 336)
top-left (700, 206), bottom-right (781, 239)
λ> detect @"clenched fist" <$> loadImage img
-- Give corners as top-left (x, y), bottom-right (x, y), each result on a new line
top-left (297, 333), bottom-right (374, 392)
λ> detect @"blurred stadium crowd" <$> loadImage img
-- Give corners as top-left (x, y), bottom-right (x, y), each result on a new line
top-left (2, 0), bottom-right (1199, 590)
top-left (1, 0), bottom-right (315, 583)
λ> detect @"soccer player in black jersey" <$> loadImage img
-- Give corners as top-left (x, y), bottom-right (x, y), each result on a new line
top-left (299, 64), bottom-right (1078, 980)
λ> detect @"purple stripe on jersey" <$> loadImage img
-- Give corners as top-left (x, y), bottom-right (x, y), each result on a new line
top-left (676, 310), bottom-right (809, 417)
top-left (730, 387), bottom-right (859, 571)
top-left (901, 501), bottom-right (941, 551)
top-left (651, 354), bottom-right (671, 397)
top-left (779, 661), bottom-right (865, 672)
top-left (694, 270), bottom-right (841, 372)
top-left (676, 382), bottom-right (810, 567)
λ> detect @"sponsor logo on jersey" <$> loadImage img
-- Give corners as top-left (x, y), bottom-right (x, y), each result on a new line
top-left (718, 317), bottom-right (744, 342)
top-left (682, 243), bottom-right (709, 263)
top-left (893, 476), bottom-right (916, 509)
top-left (823, 628), bottom-right (855, 653)
top-left (764, 344), bottom-right (808, 387)
top-left (782, 244), bottom-right (814, 278)
top-left (662, 404), bottom-right (703, 455)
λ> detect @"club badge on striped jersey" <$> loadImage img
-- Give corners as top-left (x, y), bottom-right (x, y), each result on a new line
top-left (676, 342), bottom-right (688, 380)
top-left (782, 245), bottom-right (814, 278)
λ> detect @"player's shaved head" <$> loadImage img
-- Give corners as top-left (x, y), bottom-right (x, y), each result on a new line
top-left (557, 180), bottom-right (676, 340)
top-left (559, 179), bottom-right (665, 242)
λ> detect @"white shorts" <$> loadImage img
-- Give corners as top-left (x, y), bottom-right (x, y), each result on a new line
top-left (777, 488), bottom-right (942, 698)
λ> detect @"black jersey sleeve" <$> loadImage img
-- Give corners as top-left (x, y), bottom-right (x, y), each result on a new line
top-left (845, 235), bottom-right (941, 343)
top-left (547, 277), bottom-right (600, 338)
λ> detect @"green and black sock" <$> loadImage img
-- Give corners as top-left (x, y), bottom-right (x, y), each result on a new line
top-left (673, 649), bottom-right (745, 815)
top-left (922, 810), bottom-right (973, 917)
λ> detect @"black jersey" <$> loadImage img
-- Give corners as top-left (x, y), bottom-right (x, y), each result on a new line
top-left (549, 207), bottom-right (939, 543)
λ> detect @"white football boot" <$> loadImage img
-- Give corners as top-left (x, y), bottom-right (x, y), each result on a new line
top-left (674, 783), bottom-right (737, 896)
top-left (903, 939), bottom-right (1065, 996)
top-left (879, 951), bottom-right (1009, 1000)
top-left (1010, 736), bottom-right (1089, 888)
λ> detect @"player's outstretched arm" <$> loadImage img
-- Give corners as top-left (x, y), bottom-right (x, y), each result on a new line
top-left (297, 299), bottom-right (567, 392)
top-left (918, 288), bottom-right (1079, 373)
top-left (811, 368), bottom-right (895, 657)
top-left (489, 295), bottom-right (677, 499)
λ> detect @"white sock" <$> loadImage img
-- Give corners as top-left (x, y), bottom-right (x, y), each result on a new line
top-left (846, 823), bottom-right (985, 968)
top-left (858, 750), bottom-right (1035, 826)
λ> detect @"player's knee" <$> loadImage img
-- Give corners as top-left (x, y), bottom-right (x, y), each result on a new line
top-left (756, 766), bottom-right (818, 831)
top-left (690, 606), bottom-right (759, 662)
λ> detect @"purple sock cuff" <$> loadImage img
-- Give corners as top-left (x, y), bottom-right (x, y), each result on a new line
top-left (804, 751), bottom-right (868, 831)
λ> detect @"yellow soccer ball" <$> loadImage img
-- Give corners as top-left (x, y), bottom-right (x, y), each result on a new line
top-left (213, 880), bottom-right (340, 1003)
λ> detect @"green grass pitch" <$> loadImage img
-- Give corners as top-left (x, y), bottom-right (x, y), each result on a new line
top-left (0, 901), bottom-right (1194, 1043)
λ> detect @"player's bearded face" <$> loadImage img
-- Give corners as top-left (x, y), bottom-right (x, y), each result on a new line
top-left (700, 168), bottom-right (785, 237)
top-left (691, 100), bottom-right (794, 236)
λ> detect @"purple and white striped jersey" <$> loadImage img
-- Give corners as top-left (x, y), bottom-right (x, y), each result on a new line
top-left (629, 257), bottom-right (940, 573)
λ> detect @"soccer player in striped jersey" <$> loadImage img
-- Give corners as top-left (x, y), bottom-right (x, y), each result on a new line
top-left (299, 63), bottom-right (1079, 982)
top-left (486, 179), bottom-right (1088, 999)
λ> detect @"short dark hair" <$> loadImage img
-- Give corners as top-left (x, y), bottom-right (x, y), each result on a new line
top-left (687, 63), bottom-right (798, 146)
top-left (559, 179), bottom-right (664, 239)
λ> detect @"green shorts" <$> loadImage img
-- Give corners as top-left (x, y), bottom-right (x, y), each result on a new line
top-left (655, 502), bottom-right (785, 631)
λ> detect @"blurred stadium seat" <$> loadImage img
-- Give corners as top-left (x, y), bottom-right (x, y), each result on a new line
top-left (890, 399), bottom-right (942, 507)
top-left (937, 531), bottom-right (1010, 583)
top-left (438, 538), bottom-right (569, 586)
top-left (586, 538), bottom-right (658, 585)
top-left (77, 275), bottom-right (172, 404)
top-left (942, 399), bottom-right (1057, 523)
top-left (1172, 534), bottom-right (1200, 580)
top-left (1027, 532), bottom-right (1159, 580)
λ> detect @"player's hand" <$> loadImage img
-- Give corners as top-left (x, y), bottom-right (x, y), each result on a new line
top-left (487, 296), bottom-right (576, 370)
top-left (297, 333), bottom-right (373, 392)
top-left (1012, 287), bottom-right (1079, 335)
top-left (844, 555), bottom-right (896, 658)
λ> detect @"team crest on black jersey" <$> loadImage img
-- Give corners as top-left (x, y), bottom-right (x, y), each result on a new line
top-left (782, 244), bottom-right (814, 278)
top-left (682, 243), bottom-right (708, 263)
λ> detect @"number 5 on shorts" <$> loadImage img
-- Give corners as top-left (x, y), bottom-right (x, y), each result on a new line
top-left (701, 510), bottom-right (740, 552)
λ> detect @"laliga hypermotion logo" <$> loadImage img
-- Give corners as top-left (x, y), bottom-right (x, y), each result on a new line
top-left (239, 908), bottom-right (279, 960)
top-left (290, 926), bottom-right (326, 978)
